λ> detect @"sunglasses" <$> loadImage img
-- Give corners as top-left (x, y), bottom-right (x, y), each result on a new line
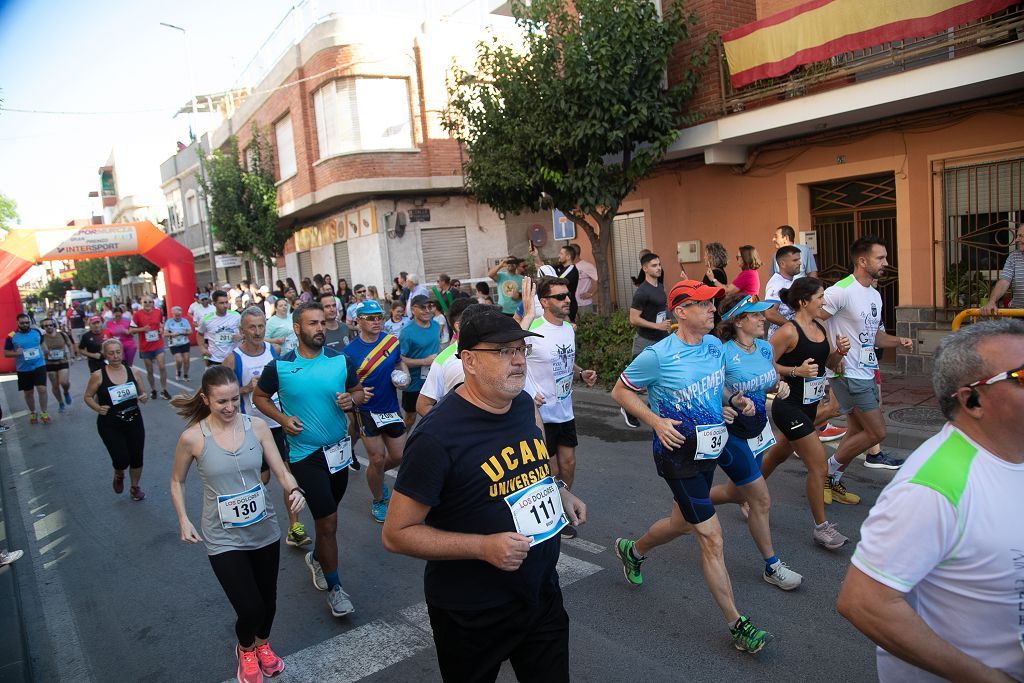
top-left (359, 314), bottom-right (384, 322)
top-left (355, 290), bottom-right (367, 295)
top-left (957, 364), bottom-right (1024, 396)
top-left (542, 293), bottom-right (570, 301)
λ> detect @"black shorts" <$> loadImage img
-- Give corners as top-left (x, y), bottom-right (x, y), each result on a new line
top-left (288, 448), bottom-right (350, 520)
top-left (260, 426), bottom-right (291, 473)
top-left (543, 420), bottom-right (578, 451)
top-left (401, 390), bottom-right (419, 414)
top-left (205, 359), bottom-right (221, 367)
top-left (428, 583), bottom-right (569, 683)
top-left (771, 399), bottom-right (819, 441)
top-left (17, 366), bottom-right (47, 391)
top-left (664, 470), bottom-right (717, 525)
top-left (170, 344), bottom-right (190, 355)
top-left (46, 363), bottom-right (70, 373)
top-left (357, 411), bottom-right (406, 439)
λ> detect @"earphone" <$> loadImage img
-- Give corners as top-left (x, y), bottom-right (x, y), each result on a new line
top-left (966, 388), bottom-right (980, 409)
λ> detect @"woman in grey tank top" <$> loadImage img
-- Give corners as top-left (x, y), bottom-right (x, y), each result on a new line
top-left (169, 366), bottom-right (305, 682)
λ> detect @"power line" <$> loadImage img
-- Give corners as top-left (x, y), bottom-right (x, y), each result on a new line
top-left (1, 106), bottom-right (173, 116)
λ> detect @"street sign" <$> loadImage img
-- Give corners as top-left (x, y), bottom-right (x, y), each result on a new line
top-left (215, 254), bottom-right (243, 268)
top-left (552, 209), bottom-right (575, 241)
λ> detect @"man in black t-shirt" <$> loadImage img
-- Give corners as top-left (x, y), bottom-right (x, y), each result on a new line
top-left (383, 310), bottom-right (587, 683)
top-left (629, 252), bottom-right (670, 358)
top-left (79, 316), bottom-right (107, 373)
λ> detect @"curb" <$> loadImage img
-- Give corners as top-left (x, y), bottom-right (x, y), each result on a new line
top-left (0, 389), bottom-right (31, 682)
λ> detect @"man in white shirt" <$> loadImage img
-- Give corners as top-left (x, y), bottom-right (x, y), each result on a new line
top-left (197, 289), bottom-right (241, 366)
top-left (819, 237), bottom-right (913, 503)
top-left (523, 276), bottom-right (596, 539)
top-left (188, 292), bottom-right (213, 325)
top-left (763, 245), bottom-right (802, 338)
top-left (404, 274), bottom-right (430, 316)
top-left (837, 319), bottom-right (1024, 683)
top-left (769, 225), bottom-right (817, 278)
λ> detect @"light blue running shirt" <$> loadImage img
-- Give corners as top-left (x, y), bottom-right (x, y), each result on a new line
top-left (722, 338), bottom-right (777, 440)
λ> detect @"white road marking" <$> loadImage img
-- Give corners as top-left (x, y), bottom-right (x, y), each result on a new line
top-left (562, 537), bottom-right (606, 554)
top-left (223, 553), bottom-right (604, 683)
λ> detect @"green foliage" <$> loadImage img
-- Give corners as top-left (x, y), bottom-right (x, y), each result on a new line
top-left (72, 256), bottom-right (158, 292)
top-left (0, 191), bottom-right (19, 232)
top-left (444, 0), bottom-right (708, 312)
top-left (198, 127), bottom-right (285, 267)
top-left (574, 309), bottom-right (635, 387)
top-left (39, 278), bottom-right (71, 302)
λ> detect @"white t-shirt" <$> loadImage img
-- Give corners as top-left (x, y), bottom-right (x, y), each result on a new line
top-left (526, 316), bottom-right (576, 424)
top-left (823, 275), bottom-right (882, 380)
top-left (851, 423), bottom-right (1024, 682)
top-left (189, 302), bottom-right (214, 324)
top-left (420, 341), bottom-right (538, 403)
top-left (198, 310), bottom-right (241, 363)
top-left (763, 272), bottom-right (794, 339)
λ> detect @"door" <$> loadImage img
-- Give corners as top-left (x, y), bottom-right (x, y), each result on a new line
top-left (297, 251), bottom-right (314, 281)
top-left (332, 241), bottom-right (352, 286)
top-left (612, 212), bottom-right (647, 310)
top-left (421, 227), bottom-right (470, 281)
top-left (811, 174), bottom-right (898, 334)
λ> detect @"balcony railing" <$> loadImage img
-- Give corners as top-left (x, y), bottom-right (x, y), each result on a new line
top-left (719, 4), bottom-right (1024, 115)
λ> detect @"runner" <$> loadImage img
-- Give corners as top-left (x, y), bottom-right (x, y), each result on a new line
top-left (414, 297), bottom-right (477, 416)
top-left (222, 307), bottom-right (311, 549)
top-left (341, 300), bottom-right (412, 523)
top-left (169, 365), bottom-right (305, 683)
top-left (610, 280), bottom-right (772, 654)
top-left (820, 237), bottom-right (914, 501)
top-left (4, 313), bottom-right (50, 423)
top-left (66, 301), bottom-right (87, 346)
top-left (399, 295), bottom-right (440, 430)
top-left (198, 290), bottom-right (241, 367)
top-left (103, 307), bottom-right (141, 367)
top-left (703, 293), bottom-right (803, 589)
top-left (382, 309), bottom-right (587, 683)
top-left (622, 252), bottom-right (670, 428)
top-left (83, 338), bottom-right (150, 500)
top-left (134, 295), bottom-right (171, 400)
top-left (79, 316), bottom-right (107, 373)
top-left (164, 306), bottom-right (193, 381)
top-left (252, 302), bottom-right (365, 617)
top-left (319, 292), bottom-right (348, 352)
top-left (41, 317), bottom-right (76, 414)
top-left (523, 276), bottom-right (597, 539)
top-left (759, 277), bottom-right (852, 547)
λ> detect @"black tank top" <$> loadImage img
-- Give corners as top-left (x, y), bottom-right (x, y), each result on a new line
top-left (777, 319), bottom-right (829, 405)
top-left (97, 364), bottom-right (142, 417)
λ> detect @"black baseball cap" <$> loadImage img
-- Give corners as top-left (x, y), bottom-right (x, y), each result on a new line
top-left (457, 309), bottom-right (542, 355)
top-left (410, 294), bottom-right (432, 308)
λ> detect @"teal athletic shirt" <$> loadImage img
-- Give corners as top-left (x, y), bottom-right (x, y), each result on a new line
top-left (5, 328), bottom-right (46, 372)
top-left (399, 319), bottom-right (440, 392)
top-left (257, 347), bottom-right (359, 463)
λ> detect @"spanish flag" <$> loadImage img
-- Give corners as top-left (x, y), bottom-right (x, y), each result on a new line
top-left (722, 0), bottom-right (1018, 88)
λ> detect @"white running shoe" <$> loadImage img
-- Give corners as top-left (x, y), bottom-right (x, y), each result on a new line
top-left (328, 585), bottom-right (354, 617)
top-left (763, 560), bottom-right (802, 590)
top-left (813, 522), bottom-right (848, 550)
top-left (305, 551), bottom-right (328, 591)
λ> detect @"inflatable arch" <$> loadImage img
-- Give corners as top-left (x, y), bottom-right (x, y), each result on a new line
top-left (0, 222), bottom-right (195, 373)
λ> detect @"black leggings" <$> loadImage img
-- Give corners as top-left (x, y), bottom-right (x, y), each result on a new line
top-left (208, 541), bottom-right (281, 647)
top-left (96, 414), bottom-right (145, 470)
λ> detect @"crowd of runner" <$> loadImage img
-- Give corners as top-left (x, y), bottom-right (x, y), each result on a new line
top-left (3, 229), bottom-right (1022, 683)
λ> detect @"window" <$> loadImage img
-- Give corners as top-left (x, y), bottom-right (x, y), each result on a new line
top-left (275, 114), bottom-right (296, 180)
top-left (185, 190), bottom-right (200, 226)
top-left (313, 77), bottom-right (413, 158)
top-left (165, 189), bottom-right (184, 233)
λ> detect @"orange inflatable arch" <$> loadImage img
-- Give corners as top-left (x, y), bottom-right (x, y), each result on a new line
top-left (0, 222), bottom-right (195, 373)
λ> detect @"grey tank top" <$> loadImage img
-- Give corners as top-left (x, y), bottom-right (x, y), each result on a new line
top-left (197, 415), bottom-right (279, 555)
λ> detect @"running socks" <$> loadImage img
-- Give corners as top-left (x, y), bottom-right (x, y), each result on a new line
top-left (827, 455), bottom-right (843, 478)
top-left (764, 555), bottom-right (778, 574)
top-left (324, 570), bottom-right (341, 590)
top-left (630, 544), bottom-right (645, 561)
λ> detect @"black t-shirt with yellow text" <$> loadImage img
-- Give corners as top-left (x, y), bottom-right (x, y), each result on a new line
top-left (395, 390), bottom-right (561, 610)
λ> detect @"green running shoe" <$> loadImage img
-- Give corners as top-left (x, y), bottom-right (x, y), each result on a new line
top-left (730, 615), bottom-right (771, 653)
top-left (614, 538), bottom-right (645, 586)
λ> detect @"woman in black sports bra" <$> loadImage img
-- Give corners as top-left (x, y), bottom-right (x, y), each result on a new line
top-left (760, 278), bottom-right (852, 551)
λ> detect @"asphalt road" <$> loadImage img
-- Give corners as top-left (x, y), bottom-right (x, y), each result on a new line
top-left (0, 357), bottom-right (908, 682)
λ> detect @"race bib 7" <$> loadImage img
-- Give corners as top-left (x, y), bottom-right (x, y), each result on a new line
top-left (323, 437), bottom-right (353, 473)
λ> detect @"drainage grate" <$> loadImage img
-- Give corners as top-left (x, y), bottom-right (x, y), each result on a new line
top-left (888, 407), bottom-right (946, 428)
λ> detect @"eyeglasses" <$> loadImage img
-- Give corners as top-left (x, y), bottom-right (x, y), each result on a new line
top-left (679, 300), bottom-right (714, 310)
top-left (359, 314), bottom-right (384, 322)
top-left (541, 293), bottom-right (570, 301)
top-left (355, 290), bottom-right (367, 295)
top-left (469, 344), bottom-right (532, 359)
top-left (957, 364), bottom-right (1024, 395)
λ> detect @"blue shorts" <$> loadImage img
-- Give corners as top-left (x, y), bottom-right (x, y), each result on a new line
top-left (139, 348), bottom-right (164, 360)
top-left (718, 435), bottom-right (764, 487)
top-left (664, 470), bottom-right (716, 525)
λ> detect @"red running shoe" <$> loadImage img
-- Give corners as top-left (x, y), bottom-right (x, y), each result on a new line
top-left (236, 645), bottom-right (263, 683)
top-left (130, 486), bottom-right (145, 501)
top-left (255, 642), bottom-right (284, 677)
top-left (113, 473), bottom-right (125, 494)
top-left (818, 423), bottom-right (846, 442)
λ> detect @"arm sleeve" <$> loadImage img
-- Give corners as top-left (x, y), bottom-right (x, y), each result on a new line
top-left (393, 431), bottom-right (450, 507)
top-left (344, 356), bottom-right (359, 390)
top-left (822, 284), bottom-right (845, 317)
top-left (620, 346), bottom-right (660, 391)
top-left (851, 482), bottom-right (959, 593)
top-left (256, 360), bottom-right (279, 395)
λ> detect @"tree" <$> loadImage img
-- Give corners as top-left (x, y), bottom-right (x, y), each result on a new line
top-left (72, 255), bottom-right (158, 292)
top-left (0, 191), bottom-right (19, 233)
top-left (198, 126), bottom-right (286, 268)
top-left (444, 0), bottom-right (708, 312)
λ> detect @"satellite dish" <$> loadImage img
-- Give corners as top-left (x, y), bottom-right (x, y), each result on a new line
top-left (395, 211), bottom-right (407, 238)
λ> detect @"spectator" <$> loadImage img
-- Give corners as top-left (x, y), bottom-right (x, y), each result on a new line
top-left (486, 257), bottom-right (525, 316)
top-left (708, 245), bottom-right (760, 298)
top-left (449, 279), bottom-right (469, 298)
top-left (628, 252), bottom-right (669, 357)
top-left (475, 281), bottom-right (493, 305)
top-left (572, 244), bottom-right (599, 315)
top-left (770, 225), bottom-right (818, 278)
top-left (979, 224), bottom-right (1024, 315)
top-left (384, 301), bottom-right (410, 337)
top-left (432, 274), bottom-right (457, 322)
top-left (405, 274), bottom-right (430, 314)
top-left (337, 279), bottom-right (353, 306)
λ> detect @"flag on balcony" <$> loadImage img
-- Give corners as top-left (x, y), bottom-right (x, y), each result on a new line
top-left (722, 0), bottom-right (1017, 88)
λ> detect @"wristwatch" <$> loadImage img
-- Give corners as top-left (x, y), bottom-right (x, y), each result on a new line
top-left (554, 478), bottom-right (568, 490)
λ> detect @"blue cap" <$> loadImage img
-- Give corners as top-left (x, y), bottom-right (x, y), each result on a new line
top-left (354, 300), bottom-right (384, 317)
top-left (721, 295), bottom-right (773, 321)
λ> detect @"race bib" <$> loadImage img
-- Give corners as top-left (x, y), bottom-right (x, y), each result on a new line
top-left (555, 374), bottom-right (573, 401)
top-left (371, 412), bottom-right (402, 428)
top-left (859, 345), bottom-right (879, 369)
top-left (803, 377), bottom-right (826, 404)
top-left (216, 330), bottom-right (234, 344)
top-left (323, 437), bottom-right (353, 473)
top-left (695, 423), bottom-right (727, 460)
top-left (746, 422), bottom-right (776, 457)
top-left (656, 311), bottom-right (667, 324)
top-left (171, 335), bottom-right (188, 346)
top-left (144, 330), bottom-right (160, 342)
top-left (108, 382), bottom-right (137, 405)
top-left (46, 348), bottom-right (66, 361)
top-left (504, 476), bottom-right (567, 547)
top-left (22, 348), bottom-right (40, 361)
top-left (216, 483), bottom-right (267, 528)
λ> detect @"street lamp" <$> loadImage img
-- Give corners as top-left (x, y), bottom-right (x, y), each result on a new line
top-left (160, 21), bottom-right (218, 284)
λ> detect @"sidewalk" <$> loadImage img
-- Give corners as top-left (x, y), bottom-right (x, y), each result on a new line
top-left (574, 367), bottom-right (944, 452)
top-left (0, 418), bottom-right (30, 681)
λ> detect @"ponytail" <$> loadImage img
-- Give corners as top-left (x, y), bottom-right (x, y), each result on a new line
top-left (170, 365), bottom-right (238, 427)
top-left (781, 277), bottom-right (824, 311)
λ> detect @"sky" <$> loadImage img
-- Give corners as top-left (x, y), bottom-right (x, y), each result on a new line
top-left (0, 0), bottom-right (498, 229)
